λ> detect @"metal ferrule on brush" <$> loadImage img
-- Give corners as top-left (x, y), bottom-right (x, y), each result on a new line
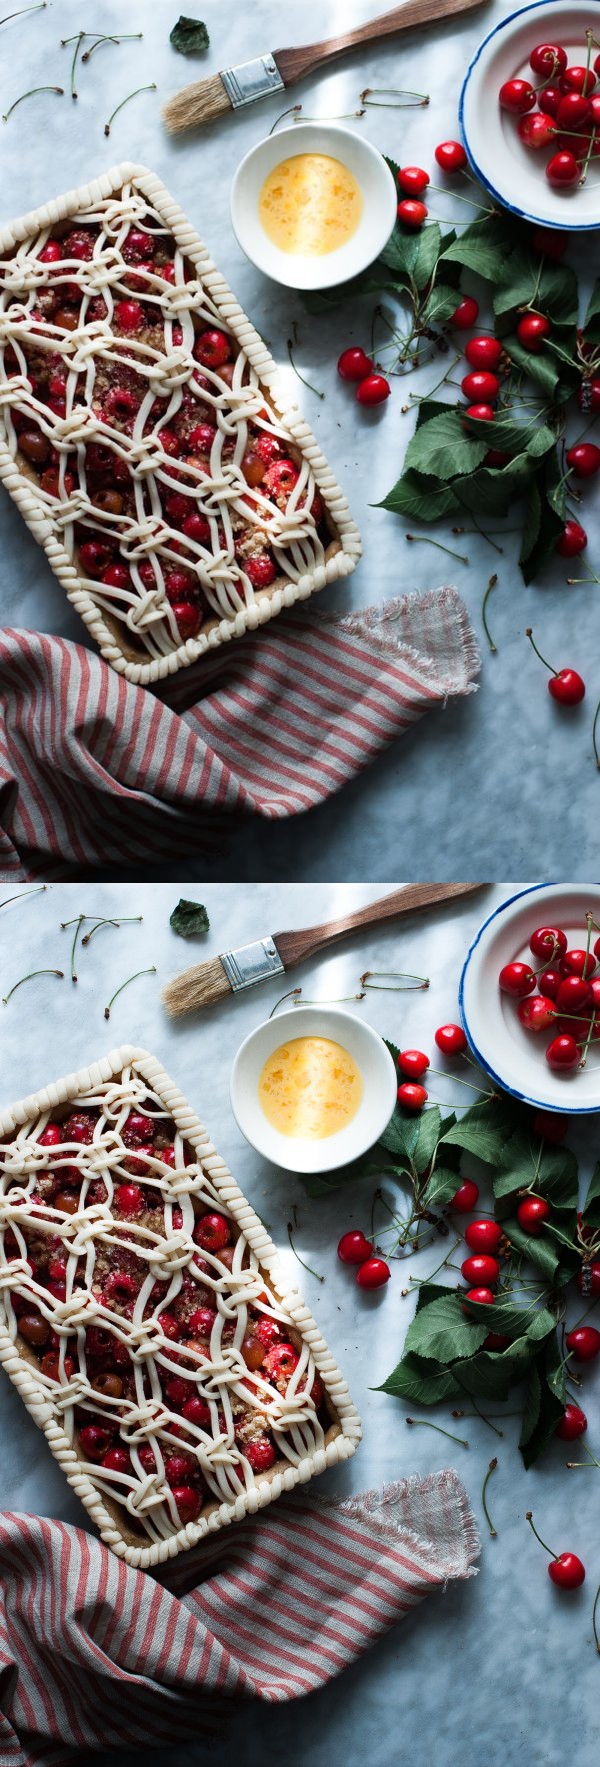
top-left (220, 54), bottom-right (285, 108)
top-left (220, 937), bottom-right (285, 992)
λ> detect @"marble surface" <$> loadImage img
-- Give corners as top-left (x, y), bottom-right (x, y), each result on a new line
top-left (2, 879), bottom-right (600, 1767)
top-left (1, 0), bottom-right (600, 882)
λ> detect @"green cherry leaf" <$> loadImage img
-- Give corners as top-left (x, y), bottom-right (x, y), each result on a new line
top-left (169, 898), bottom-right (210, 937)
top-left (377, 1351), bottom-right (460, 1404)
top-left (403, 409), bottom-right (488, 479)
top-left (170, 15), bottom-right (210, 53)
top-left (376, 469), bottom-right (459, 521)
top-left (402, 1293), bottom-right (489, 1362)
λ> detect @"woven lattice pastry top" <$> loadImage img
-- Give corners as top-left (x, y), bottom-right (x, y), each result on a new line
top-left (0, 172), bottom-right (335, 662)
top-left (0, 1061), bottom-right (329, 1545)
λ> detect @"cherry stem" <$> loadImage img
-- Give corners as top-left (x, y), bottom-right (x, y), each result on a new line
top-left (2, 968), bottom-right (64, 1005)
top-left (360, 969), bottom-right (429, 990)
top-left (69, 31), bottom-right (83, 98)
top-left (287, 1223), bottom-right (325, 1283)
top-left (0, 886), bottom-right (46, 910)
top-left (81, 915), bottom-right (143, 945)
top-left (360, 86), bottom-right (429, 107)
top-left (294, 993), bottom-right (365, 1005)
top-left (482, 574), bottom-right (498, 653)
top-left (0, 0), bottom-right (46, 21)
top-left (482, 1457), bottom-right (498, 1537)
top-left (269, 987), bottom-right (302, 1018)
top-left (593, 1581), bottom-right (600, 1654)
top-left (2, 84), bottom-right (63, 121)
top-left (406, 1418), bottom-right (469, 1447)
top-left (593, 700), bottom-right (600, 770)
top-left (525, 627), bottom-right (557, 677)
top-left (82, 33), bottom-right (143, 61)
top-left (405, 534), bottom-right (469, 565)
top-left (269, 102), bottom-right (302, 133)
top-left (103, 966), bottom-right (157, 1019)
top-left (456, 1383), bottom-right (504, 1437)
top-left (104, 83), bottom-right (157, 136)
top-left (526, 1511), bottom-right (556, 1559)
top-left (287, 325), bottom-right (325, 400)
top-left (409, 1238), bottom-right (462, 1285)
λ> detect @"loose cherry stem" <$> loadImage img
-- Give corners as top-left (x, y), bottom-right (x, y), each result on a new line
top-left (287, 1222), bottom-right (324, 1282)
top-left (2, 84), bottom-right (63, 121)
top-left (269, 102), bottom-right (302, 133)
top-left (287, 325), bottom-right (325, 400)
top-left (482, 574), bottom-right (498, 653)
top-left (0, 886), bottom-right (46, 909)
top-left (360, 86), bottom-right (429, 107)
top-left (405, 534), bottom-right (469, 565)
top-left (82, 33), bottom-right (143, 61)
top-left (69, 31), bottom-right (84, 98)
top-left (0, 1), bottom-right (46, 22)
top-left (593, 1580), bottom-right (600, 1653)
top-left (593, 700), bottom-right (600, 770)
top-left (104, 83), bottom-right (157, 136)
top-left (360, 969), bottom-right (429, 990)
top-left (406, 1417), bottom-right (469, 1447)
top-left (81, 915), bottom-right (143, 945)
top-left (104, 966), bottom-right (157, 1019)
top-left (2, 968), bottom-right (63, 1005)
top-left (482, 1457), bottom-right (498, 1536)
top-left (294, 992), bottom-right (366, 1005)
top-left (269, 987), bottom-right (303, 1018)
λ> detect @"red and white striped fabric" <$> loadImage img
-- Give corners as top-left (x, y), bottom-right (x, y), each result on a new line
top-left (0, 1472), bottom-right (478, 1766)
top-left (0, 588), bottom-right (478, 879)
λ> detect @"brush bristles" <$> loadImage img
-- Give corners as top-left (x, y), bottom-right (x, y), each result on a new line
top-left (162, 73), bottom-right (233, 134)
top-left (162, 956), bottom-right (232, 1017)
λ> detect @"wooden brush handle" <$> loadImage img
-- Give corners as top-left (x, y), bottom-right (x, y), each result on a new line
top-left (274, 882), bottom-right (485, 969)
top-left (275, 0), bottom-right (485, 86)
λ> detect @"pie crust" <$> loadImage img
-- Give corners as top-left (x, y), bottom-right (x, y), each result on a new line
top-left (0, 162), bottom-right (362, 684)
top-left (0, 1045), bottom-right (361, 1567)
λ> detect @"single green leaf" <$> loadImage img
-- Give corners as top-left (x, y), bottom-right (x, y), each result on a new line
top-left (413, 1105), bottom-right (442, 1176)
top-left (420, 282), bottom-right (463, 327)
top-left (501, 335), bottom-right (561, 398)
top-left (380, 221), bottom-right (442, 293)
top-left (169, 899), bottom-right (210, 937)
top-left (439, 1097), bottom-right (514, 1165)
top-left (170, 14), bottom-right (209, 53)
top-left (415, 1281), bottom-right (458, 1312)
top-left (500, 1216), bottom-right (560, 1281)
top-left (582, 1160), bottom-right (600, 1229)
top-left (493, 1126), bottom-right (578, 1213)
top-left (377, 1351), bottom-right (459, 1404)
top-left (584, 279), bottom-right (600, 344)
top-left (519, 1335), bottom-right (566, 1467)
top-left (420, 1165), bottom-right (464, 1208)
top-left (403, 1292), bottom-right (489, 1362)
top-left (378, 1107), bottom-right (421, 1164)
top-left (440, 214), bottom-right (516, 282)
top-left (519, 460), bottom-right (565, 583)
top-left (403, 409), bottom-right (488, 479)
top-left (452, 1337), bottom-right (533, 1400)
top-left (494, 248), bottom-right (578, 329)
top-left (452, 453), bottom-right (535, 516)
top-left (376, 469), bottom-right (459, 521)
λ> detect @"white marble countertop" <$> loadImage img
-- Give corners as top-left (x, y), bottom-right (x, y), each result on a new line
top-left (1, 879), bottom-right (600, 1767)
top-left (1, 0), bottom-right (600, 882)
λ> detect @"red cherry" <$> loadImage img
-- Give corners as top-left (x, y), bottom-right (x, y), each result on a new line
top-left (566, 442), bottom-right (600, 479)
top-left (182, 510), bottom-right (211, 544)
top-left (397, 1049), bottom-right (429, 1077)
top-left (516, 312), bottom-right (551, 352)
top-left (434, 139), bottom-right (467, 172)
top-left (38, 1122), bottom-right (62, 1147)
top-left (101, 563), bottom-right (131, 590)
top-left (40, 1351), bottom-right (75, 1380)
top-left (194, 328), bottom-right (231, 369)
top-left (165, 1452), bottom-right (197, 1487)
top-left (39, 239), bottom-right (63, 263)
top-left (518, 994), bottom-right (557, 1032)
top-left (79, 1424), bottom-right (113, 1461)
top-left (555, 520), bottom-right (587, 558)
top-left (484, 448), bottom-right (509, 468)
top-left (244, 1438), bottom-right (277, 1473)
top-left (556, 973), bottom-right (592, 1013)
top-left (498, 961), bottom-right (535, 997)
top-left (187, 1306), bottom-right (217, 1337)
top-left (172, 1485), bottom-right (202, 1524)
top-left (193, 1211), bottom-right (231, 1251)
top-left (356, 373), bottom-right (390, 406)
top-left (556, 91), bottom-right (592, 128)
top-left (79, 539), bottom-right (111, 579)
top-left (462, 1287), bottom-right (494, 1308)
top-left (555, 1403), bottom-right (587, 1441)
top-left (548, 1553), bottom-right (585, 1589)
top-left (529, 43), bottom-right (567, 77)
top-left (464, 336), bottom-right (502, 371)
top-left (562, 64), bottom-right (596, 94)
top-left (464, 403), bottom-right (495, 422)
top-left (182, 1395), bottom-right (211, 1428)
top-left (577, 1260), bottom-right (600, 1297)
top-left (114, 299), bottom-right (144, 334)
top-left (397, 199), bottom-right (428, 228)
top-left (461, 1254), bottom-right (499, 1286)
top-left (165, 1375), bottom-right (191, 1410)
top-left (518, 111), bottom-right (557, 149)
top-left (114, 1183), bottom-right (145, 1218)
top-left (563, 948), bottom-right (596, 978)
top-left (397, 164), bottom-right (429, 193)
top-left (537, 86), bottom-right (563, 119)
top-left (546, 150), bottom-right (580, 186)
top-left (550, 668), bottom-right (586, 705)
top-left (356, 1256), bottom-right (390, 1290)
top-left (530, 925), bottom-right (568, 960)
top-left (434, 1023), bottom-right (467, 1056)
top-left (538, 969), bottom-right (563, 1004)
top-left (450, 1178), bottom-right (479, 1213)
top-left (337, 1230), bottom-right (373, 1265)
top-left (566, 1325), bottom-right (600, 1361)
top-left (449, 295), bottom-right (479, 329)
top-left (499, 78), bottom-right (535, 113)
top-left (516, 1195), bottom-right (551, 1235)
top-left (461, 370), bottom-right (500, 403)
top-left (337, 346), bottom-right (374, 381)
top-left (172, 601), bottom-right (202, 642)
top-left (532, 1109), bottom-right (567, 1142)
top-left (464, 1219), bottom-right (503, 1255)
top-left (101, 1446), bottom-right (132, 1474)
top-left (546, 1034), bottom-right (580, 1070)
top-left (244, 555), bottom-right (277, 589)
top-left (484, 1332), bottom-right (510, 1351)
top-left (397, 1082), bottom-right (428, 1111)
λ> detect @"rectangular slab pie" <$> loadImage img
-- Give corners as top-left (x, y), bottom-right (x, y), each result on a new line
top-left (0, 161), bottom-right (361, 684)
top-left (0, 1046), bottom-right (361, 1568)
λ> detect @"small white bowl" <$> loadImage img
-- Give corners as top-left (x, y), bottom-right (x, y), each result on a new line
top-left (230, 1005), bottom-right (398, 1173)
top-left (230, 123), bottom-right (398, 289)
top-left (460, 0), bottom-right (600, 230)
top-left (460, 884), bottom-right (600, 1114)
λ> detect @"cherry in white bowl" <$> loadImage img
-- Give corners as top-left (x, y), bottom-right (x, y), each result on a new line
top-left (460, 0), bottom-right (600, 229)
top-left (460, 884), bottom-right (600, 1113)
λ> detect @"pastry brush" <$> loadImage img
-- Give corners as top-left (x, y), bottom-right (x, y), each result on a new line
top-left (163, 0), bottom-right (485, 134)
top-left (162, 882), bottom-right (485, 1017)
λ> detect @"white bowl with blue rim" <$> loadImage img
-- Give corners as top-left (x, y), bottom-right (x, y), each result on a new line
top-left (460, 883), bottom-right (600, 1113)
top-left (460, 0), bottom-right (600, 230)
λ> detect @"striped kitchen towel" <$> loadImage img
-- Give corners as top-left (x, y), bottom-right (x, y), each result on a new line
top-left (0, 1472), bottom-right (479, 1766)
top-left (0, 588), bottom-right (479, 880)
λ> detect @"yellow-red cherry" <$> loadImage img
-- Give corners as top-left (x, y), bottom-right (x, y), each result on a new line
top-left (518, 994), bottom-right (557, 1031)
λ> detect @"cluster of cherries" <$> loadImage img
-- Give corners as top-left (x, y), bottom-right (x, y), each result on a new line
top-left (4, 1103), bottom-right (327, 1524)
top-left (499, 920), bottom-right (600, 1073)
top-left (499, 39), bottom-right (600, 190)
